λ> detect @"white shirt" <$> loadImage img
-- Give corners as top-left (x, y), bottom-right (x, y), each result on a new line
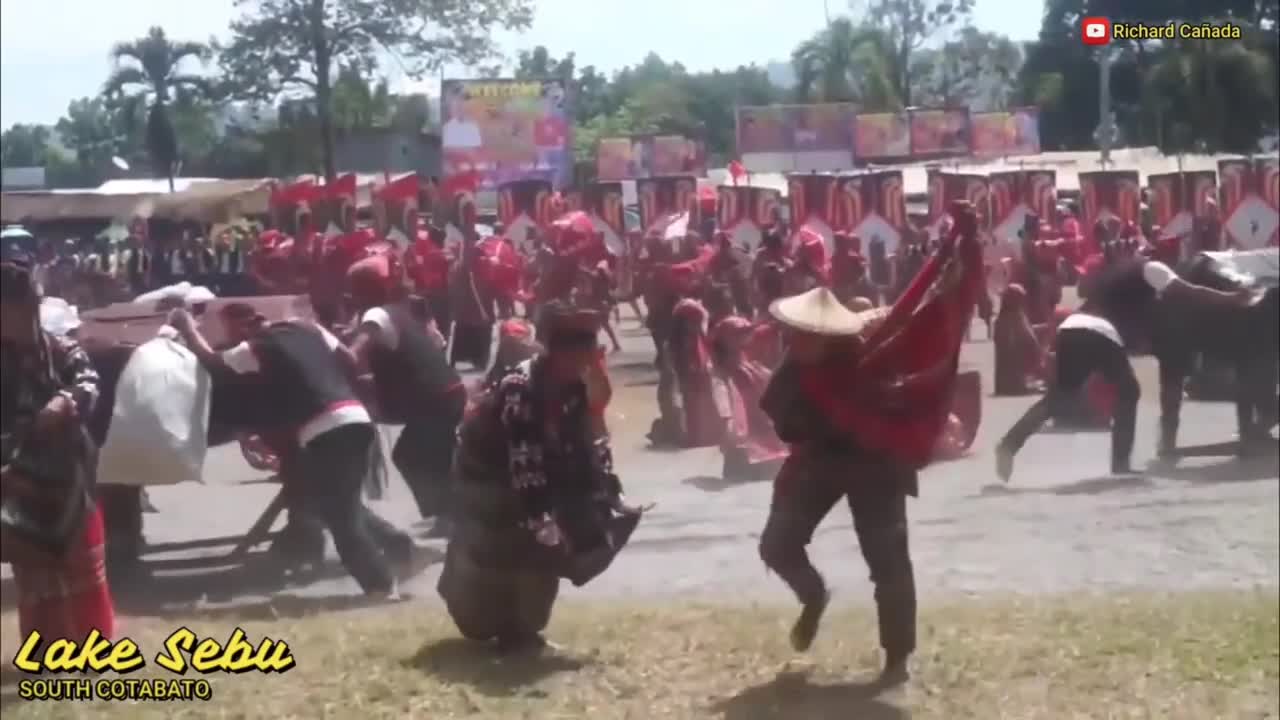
top-left (1058, 313), bottom-right (1123, 346)
top-left (1060, 260), bottom-right (1179, 346)
top-left (221, 322), bottom-right (371, 446)
top-left (1141, 260), bottom-right (1177, 294)
top-left (442, 119), bottom-right (483, 149)
top-left (359, 306), bottom-right (399, 351)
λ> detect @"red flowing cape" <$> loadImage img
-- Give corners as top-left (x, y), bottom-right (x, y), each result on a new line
top-left (799, 216), bottom-right (985, 469)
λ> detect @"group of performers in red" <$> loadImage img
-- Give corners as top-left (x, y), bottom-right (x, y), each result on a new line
top-left (9, 156), bottom-right (1265, 689)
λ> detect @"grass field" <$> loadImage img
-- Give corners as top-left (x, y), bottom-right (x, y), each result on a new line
top-left (2, 591), bottom-right (1276, 719)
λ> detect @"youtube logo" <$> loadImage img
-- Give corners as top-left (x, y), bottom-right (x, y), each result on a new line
top-left (1081, 17), bottom-right (1111, 45)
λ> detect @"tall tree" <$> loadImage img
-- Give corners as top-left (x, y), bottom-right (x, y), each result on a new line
top-left (50, 98), bottom-right (136, 188)
top-left (329, 65), bottom-right (394, 130)
top-left (791, 18), bottom-right (901, 109)
top-left (102, 26), bottom-right (212, 191)
top-left (1145, 33), bottom-right (1277, 153)
top-left (863, 0), bottom-right (975, 106)
top-left (1022, 0), bottom-right (1277, 151)
top-left (217, 0), bottom-right (535, 182)
top-left (1, 124), bottom-right (51, 167)
top-left (912, 27), bottom-right (1022, 110)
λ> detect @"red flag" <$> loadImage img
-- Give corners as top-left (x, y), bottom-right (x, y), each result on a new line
top-left (801, 201), bottom-right (984, 469)
top-left (728, 160), bottom-right (746, 186)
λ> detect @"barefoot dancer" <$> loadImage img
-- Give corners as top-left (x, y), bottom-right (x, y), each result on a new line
top-left (345, 255), bottom-right (467, 522)
top-left (169, 303), bottom-right (414, 599)
top-left (996, 256), bottom-right (1256, 480)
top-left (756, 288), bottom-right (916, 684)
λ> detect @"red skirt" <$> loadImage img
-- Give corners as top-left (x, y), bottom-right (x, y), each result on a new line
top-left (13, 504), bottom-right (116, 640)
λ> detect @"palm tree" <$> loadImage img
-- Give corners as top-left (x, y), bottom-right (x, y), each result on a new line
top-left (791, 18), bottom-right (902, 110)
top-left (103, 26), bottom-right (211, 191)
top-left (1145, 28), bottom-right (1277, 154)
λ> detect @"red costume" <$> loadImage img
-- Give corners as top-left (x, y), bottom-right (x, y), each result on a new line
top-left (669, 298), bottom-right (722, 448)
top-left (712, 316), bottom-right (787, 466)
top-left (799, 205), bottom-right (986, 468)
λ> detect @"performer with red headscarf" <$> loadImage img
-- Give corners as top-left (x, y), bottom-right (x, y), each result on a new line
top-left (831, 233), bottom-right (877, 306)
top-left (345, 254), bottom-right (466, 524)
top-left (449, 231), bottom-right (495, 370)
top-left (711, 315), bottom-right (787, 479)
top-left (993, 283), bottom-right (1044, 396)
top-left (405, 225), bottom-right (453, 340)
top-left (667, 295), bottom-right (723, 448)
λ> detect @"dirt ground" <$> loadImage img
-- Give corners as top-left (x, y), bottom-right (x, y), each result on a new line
top-left (1, 306), bottom-right (1276, 719)
top-left (3, 308), bottom-right (1271, 616)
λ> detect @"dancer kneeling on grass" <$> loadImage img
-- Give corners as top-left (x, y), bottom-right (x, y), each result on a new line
top-left (440, 301), bottom-right (647, 652)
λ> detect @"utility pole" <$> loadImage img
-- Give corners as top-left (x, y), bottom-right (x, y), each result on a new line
top-left (1094, 46), bottom-right (1118, 167)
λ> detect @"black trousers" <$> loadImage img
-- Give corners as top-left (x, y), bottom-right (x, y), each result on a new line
top-left (758, 454), bottom-right (916, 659)
top-left (391, 388), bottom-right (467, 519)
top-left (298, 424), bottom-right (411, 593)
top-left (1001, 327), bottom-right (1140, 471)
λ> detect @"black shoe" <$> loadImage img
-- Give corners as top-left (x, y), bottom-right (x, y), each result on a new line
top-left (1110, 463), bottom-right (1142, 476)
top-left (789, 588), bottom-right (830, 652)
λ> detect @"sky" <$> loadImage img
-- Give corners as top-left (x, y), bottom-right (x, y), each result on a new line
top-left (0, 0), bottom-right (1042, 129)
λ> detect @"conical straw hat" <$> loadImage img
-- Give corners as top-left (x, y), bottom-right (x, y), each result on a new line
top-left (769, 287), bottom-right (882, 336)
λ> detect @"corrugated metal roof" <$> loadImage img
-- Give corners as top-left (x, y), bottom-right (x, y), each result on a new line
top-left (93, 178), bottom-right (224, 195)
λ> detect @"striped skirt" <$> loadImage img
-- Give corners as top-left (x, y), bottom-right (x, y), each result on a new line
top-left (13, 504), bottom-right (116, 640)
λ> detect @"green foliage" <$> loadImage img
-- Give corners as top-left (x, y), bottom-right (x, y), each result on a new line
top-left (7, 1), bottom-right (1278, 188)
top-left (102, 25), bottom-right (212, 190)
top-left (216, 0), bottom-right (534, 179)
top-left (1022, 0), bottom-right (1278, 152)
top-left (0, 124), bottom-right (51, 167)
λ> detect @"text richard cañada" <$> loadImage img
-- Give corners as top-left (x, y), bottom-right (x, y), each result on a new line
top-left (13, 627), bottom-right (295, 703)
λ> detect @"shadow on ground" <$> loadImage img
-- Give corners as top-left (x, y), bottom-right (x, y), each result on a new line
top-left (711, 671), bottom-right (909, 720)
top-left (405, 638), bottom-right (589, 697)
top-left (976, 474), bottom-right (1153, 498)
top-left (1149, 453), bottom-right (1280, 485)
top-left (0, 539), bottom-right (444, 619)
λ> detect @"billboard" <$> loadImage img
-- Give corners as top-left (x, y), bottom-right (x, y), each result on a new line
top-left (908, 108), bottom-right (971, 157)
top-left (440, 78), bottom-right (573, 192)
top-left (735, 103), bottom-right (856, 173)
top-left (596, 135), bottom-right (706, 180)
top-left (853, 112), bottom-right (911, 161)
top-left (969, 108), bottom-right (1041, 157)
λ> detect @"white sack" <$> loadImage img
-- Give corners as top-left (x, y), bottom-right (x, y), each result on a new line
top-left (97, 337), bottom-right (212, 487)
top-left (39, 297), bottom-right (81, 337)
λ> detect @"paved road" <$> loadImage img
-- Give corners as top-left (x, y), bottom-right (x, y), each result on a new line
top-left (4, 316), bottom-right (1276, 615)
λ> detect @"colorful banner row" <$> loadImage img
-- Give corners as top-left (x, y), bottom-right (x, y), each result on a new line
top-left (736, 105), bottom-right (1041, 171)
top-left (440, 78), bottom-right (574, 193)
top-left (596, 135), bottom-right (707, 180)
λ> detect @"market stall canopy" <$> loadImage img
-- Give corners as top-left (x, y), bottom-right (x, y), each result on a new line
top-left (1, 178), bottom-right (274, 223)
